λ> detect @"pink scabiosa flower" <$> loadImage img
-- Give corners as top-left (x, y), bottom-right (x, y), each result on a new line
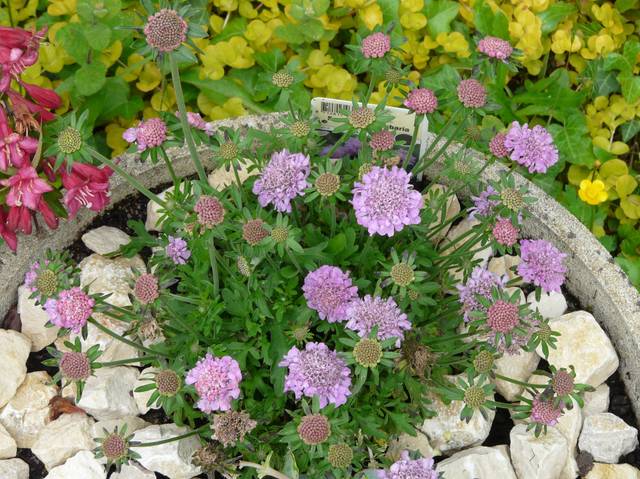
top-left (486, 299), bottom-right (519, 333)
top-left (280, 342), bottom-right (352, 408)
top-left (457, 266), bottom-right (507, 322)
top-left (377, 450), bottom-right (438, 479)
top-left (252, 149), bottom-right (310, 213)
top-left (134, 274), bottom-right (159, 304)
top-left (492, 217), bottom-right (519, 246)
top-left (530, 394), bottom-right (563, 426)
top-left (346, 295), bottom-right (411, 347)
top-left (194, 195), bottom-right (225, 228)
top-left (122, 118), bottom-right (167, 152)
top-left (144, 8), bottom-right (188, 53)
top-left (457, 79), bottom-right (487, 108)
top-left (61, 162), bottom-right (113, 218)
top-left (370, 129), bottom-right (395, 151)
top-left (489, 132), bottom-right (509, 159)
top-left (166, 236), bottom-right (191, 265)
top-left (477, 36), bottom-right (513, 60)
top-left (469, 186), bottom-right (500, 219)
top-left (517, 239), bottom-right (567, 293)
top-left (179, 111), bottom-right (214, 135)
top-left (504, 122), bottom-right (559, 174)
top-left (185, 353), bottom-right (242, 413)
top-left (302, 265), bottom-right (359, 323)
top-left (404, 88), bottom-right (438, 115)
top-left (361, 32), bottom-right (391, 58)
top-left (351, 166), bottom-right (424, 237)
top-left (44, 287), bottom-right (94, 333)
top-left (0, 166), bottom-right (52, 210)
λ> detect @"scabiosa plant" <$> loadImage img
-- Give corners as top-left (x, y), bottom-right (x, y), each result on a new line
top-left (370, 129), bottom-right (395, 152)
top-left (252, 149), bottom-right (310, 213)
top-left (186, 353), bottom-right (242, 413)
top-left (361, 32), bottom-right (392, 58)
top-left (123, 117), bottom-right (168, 152)
top-left (457, 79), bottom-right (487, 108)
top-left (488, 132), bottom-right (509, 159)
top-left (352, 166), bottom-right (424, 237)
top-left (517, 239), bottom-right (567, 293)
top-left (477, 36), bottom-right (514, 60)
top-left (346, 295), bottom-right (411, 347)
top-left (492, 217), bottom-right (519, 248)
top-left (469, 186), bottom-right (500, 219)
top-left (134, 273), bottom-right (160, 305)
top-left (212, 410), bottom-right (257, 447)
top-left (194, 195), bottom-right (225, 228)
top-left (280, 342), bottom-right (352, 408)
top-left (457, 266), bottom-right (506, 322)
top-left (94, 424), bottom-right (139, 469)
top-left (504, 122), bottom-right (559, 174)
top-left (327, 443), bottom-right (353, 469)
top-left (302, 265), bottom-right (358, 323)
top-left (44, 338), bottom-right (101, 400)
top-left (144, 8), bottom-right (188, 53)
top-left (242, 219), bottom-right (269, 246)
top-left (166, 235), bottom-right (191, 264)
top-left (404, 88), bottom-right (438, 115)
top-left (44, 287), bottom-right (94, 333)
top-left (377, 450), bottom-right (438, 479)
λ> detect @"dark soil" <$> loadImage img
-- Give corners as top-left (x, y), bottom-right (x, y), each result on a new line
top-left (3, 187), bottom-right (640, 477)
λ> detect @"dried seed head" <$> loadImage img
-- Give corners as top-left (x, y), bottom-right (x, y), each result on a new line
top-left (390, 262), bottom-right (415, 287)
top-left (271, 226), bottom-right (289, 243)
top-left (243, 219), bottom-right (269, 246)
top-left (500, 188), bottom-right (524, 211)
top-left (408, 289), bottom-right (419, 301)
top-left (315, 173), bottom-right (340, 197)
top-left (144, 9), bottom-right (188, 53)
top-left (353, 338), bottom-right (383, 368)
top-left (349, 107), bottom-right (375, 129)
top-left (36, 269), bottom-right (58, 297)
top-left (59, 351), bottom-right (91, 381)
top-left (237, 256), bottom-right (251, 277)
top-left (192, 443), bottom-right (225, 472)
top-left (212, 410), bottom-right (257, 447)
top-left (290, 120), bottom-right (311, 138)
top-left (156, 369), bottom-right (181, 396)
top-left (327, 443), bottom-right (353, 468)
top-left (219, 141), bottom-right (238, 161)
top-left (464, 385), bottom-right (486, 408)
top-left (58, 127), bottom-right (82, 154)
top-left (272, 70), bottom-right (294, 88)
top-left (297, 414), bottom-right (331, 445)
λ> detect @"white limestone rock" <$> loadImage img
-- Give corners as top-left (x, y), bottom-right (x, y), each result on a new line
top-left (81, 226), bottom-right (131, 255)
top-left (17, 285), bottom-right (59, 351)
top-left (526, 290), bottom-right (567, 319)
top-left (586, 463), bottom-right (640, 478)
top-left (133, 367), bottom-right (161, 415)
top-left (583, 384), bottom-right (610, 417)
top-left (420, 376), bottom-right (495, 454)
top-left (0, 458), bottom-right (29, 479)
top-left (494, 349), bottom-right (539, 401)
top-left (80, 254), bottom-right (146, 307)
top-left (387, 430), bottom-right (437, 461)
top-left (579, 413), bottom-right (639, 463)
top-left (436, 445), bottom-right (517, 479)
top-left (444, 218), bottom-right (492, 285)
top-left (424, 184), bottom-right (460, 244)
top-left (131, 424), bottom-right (202, 479)
top-left (67, 366), bottom-right (140, 421)
top-left (31, 413), bottom-right (95, 470)
top-left (92, 416), bottom-right (149, 439)
top-left (555, 401), bottom-right (583, 479)
top-left (208, 159), bottom-right (255, 191)
top-left (145, 187), bottom-right (171, 232)
top-left (510, 423), bottom-right (568, 479)
top-left (44, 451), bottom-right (106, 479)
top-left (539, 311), bottom-right (618, 388)
top-left (111, 463), bottom-right (156, 479)
top-left (0, 330), bottom-right (30, 408)
top-left (0, 422), bottom-right (16, 459)
top-left (0, 371), bottom-right (58, 448)
top-left (487, 255), bottom-right (521, 284)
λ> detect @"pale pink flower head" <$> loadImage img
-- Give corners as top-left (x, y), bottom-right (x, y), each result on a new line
top-left (361, 32), bottom-right (391, 58)
top-left (504, 121), bottom-right (559, 174)
top-left (404, 88), bottom-right (438, 115)
top-left (457, 79), bottom-right (487, 108)
top-left (492, 217), bottom-right (519, 246)
top-left (489, 132), bottom-right (509, 158)
top-left (377, 450), bottom-right (437, 479)
top-left (517, 239), bottom-right (567, 293)
top-left (530, 394), bottom-right (563, 426)
top-left (351, 166), bottom-right (423, 237)
top-left (252, 149), bottom-right (310, 213)
top-left (370, 129), bottom-right (395, 151)
top-left (486, 299), bottom-right (519, 333)
top-left (134, 274), bottom-right (159, 304)
top-left (144, 8), bottom-right (188, 53)
top-left (44, 287), bottom-right (94, 333)
top-left (280, 342), bottom-right (352, 408)
top-left (346, 295), bottom-right (411, 347)
top-left (123, 118), bottom-right (167, 152)
top-left (180, 111), bottom-right (214, 135)
top-left (194, 195), bottom-right (225, 228)
top-left (477, 36), bottom-right (513, 60)
top-left (302, 265), bottom-right (359, 323)
top-left (186, 353), bottom-right (242, 413)
top-left (0, 166), bottom-right (52, 210)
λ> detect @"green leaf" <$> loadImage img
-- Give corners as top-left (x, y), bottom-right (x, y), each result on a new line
top-left (547, 113), bottom-right (595, 166)
top-left (379, 0), bottom-right (401, 24)
top-left (210, 17), bottom-right (247, 43)
top-left (616, 0), bottom-right (639, 12)
top-left (84, 23), bottom-right (112, 51)
top-left (425, 0), bottom-right (459, 36)
top-left (621, 120), bottom-right (640, 142)
top-left (619, 72), bottom-right (640, 103)
top-left (283, 449), bottom-right (300, 479)
top-left (582, 58), bottom-right (620, 98)
top-left (74, 62), bottom-right (107, 97)
top-left (473, 0), bottom-right (509, 38)
top-left (616, 256), bottom-right (640, 287)
top-left (422, 64), bottom-right (461, 91)
top-left (57, 23), bottom-right (91, 64)
top-left (537, 2), bottom-right (577, 34)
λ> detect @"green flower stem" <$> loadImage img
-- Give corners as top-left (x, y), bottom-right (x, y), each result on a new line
top-left (209, 237), bottom-right (220, 297)
top-left (487, 400), bottom-right (517, 409)
top-left (425, 331), bottom-right (477, 345)
top-left (88, 317), bottom-right (167, 357)
top-left (402, 115), bottom-right (423, 170)
top-left (169, 53), bottom-right (207, 183)
top-left (98, 356), bottom-right (159, 367)
top-left (364, 73), bottom-right (377, 104)
top-left (160, 147), bottom-right (180, 186)
top-left (238, 461), bottom-right (292, 479)
top-left (436, 227), bottom-right (483, 255)
top-left (132, 425), bottom-right (209, 448)
top-left (413, 106), bottom-right (463, 175)
top-left (87, 146), bottom-right (167, 209)
top-left (329, 200), bottom-right (337, 236)
top-left (165, 292), bottom-right (200, 305)
top-left (494, 374), bottom-right (546, 389)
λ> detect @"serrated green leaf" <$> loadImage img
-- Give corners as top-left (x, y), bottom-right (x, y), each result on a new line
top-left (84, 23), bottom-right (112, 51)
top-left (57, 23), bottom-right (91, 64)
top-left (74, 62), bottom-right (107, 97)
top-left (547, 113), bottom-right (595, 166)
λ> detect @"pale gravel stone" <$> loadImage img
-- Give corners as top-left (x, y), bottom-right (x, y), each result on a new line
top-left (0, 458), bottom-right (29, 479)
top-left (583, 384), bottom-right (611, 417)
top-left (510, 423), bottom-right (568, 479)
top-left (0, 422), bottom-right (16, 459)
top-left (17, 285), bottom-right (59, 351)
top-left (79, 253), bottom-right (146, 307)
top-left (44, 451), bottom-right (106, 479)
top-left (539, 311), bottom-right (618, 388)
top-left (579, 413), bottom-right (639, 463)
top-left (387, 430), bottom-right (437, 461)
top-left (133, 367), bottom-right (161, 415)
top-left (0, 330), bottom-right (30, 408)
top-left (92, 416), bottom-right (150, 438)
top-left (444, 218), bottom-right (492, 286)
top-left (586, 463), bottom-right (640, 478)
top-left (31, 413), bottom-right (95, 470)
top-left (81, 226), bottom-right (131, 255)
top-left (493, 349), bottom-right (539, 401)
top-left (207, 158), bottom-right (255, 191)
top-left (111, 463), bottom-right (156, 479)
top-left (436, 445), bottom-right (517, 479)
top-left (0, 371), bottom-right (58, 448)
top-left (527, 290), bottom-right (568, 319)
top-left (424, 184), bottom-right (460, 245)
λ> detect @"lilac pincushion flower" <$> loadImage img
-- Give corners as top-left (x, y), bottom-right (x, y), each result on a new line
top-left (252, 149), bottom-right (310, 213)
top-left (44, 287), bottom-right (94, 333)
top-left (280, 342), bottom-right (352, 408)
top-left (477, 36), bottom-right (513, 60)
top-left (504, 122), bottom-right (559, 174)
top-left (346, 295), bottom-right (411, 347)
top-left (351, 166), bottom-right (423, 237)
top-left (517, 239), bottom-right (567, 292)
top-left (469, 186), bottom-right (500, 219)
top-left (166, 236), bottom-right (191, 265)
top-left (377, 451), bottom-right (438, 479)
top-left (186, 353), bottom-right (242, 413)
top-left (457, 266), bottom-right (507, 322)
top-left (303, 266), bottom-right (359, 323)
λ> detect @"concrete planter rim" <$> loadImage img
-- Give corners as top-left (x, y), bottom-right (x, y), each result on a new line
top-left (1, 112), bottom-right (639, 419)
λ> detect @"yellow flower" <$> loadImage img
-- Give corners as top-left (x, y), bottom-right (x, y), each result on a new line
top-left (578, 179), bottom-right (608, 205)
top-left (244, 19), bottom-right (272, 49)
top-left (105, 123), bottom-right (129, 157)
top-left (151, 85), bottom-right (176, 112)
top-left (400, 11), bottom-right (427, 31)
top-left (116, 53), bottom-right (146, 83)
top-left (136, 63), bottom-right (162, 92)
top-left (435, 32), bottom-right (470, 58)
top-left (359, 3), bottom-right (383, 30)
top-left (48, 0), bottom-right (77, 16)
top-left (208, 97), bottom-right (247, 120)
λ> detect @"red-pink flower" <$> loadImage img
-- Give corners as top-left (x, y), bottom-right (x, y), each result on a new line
top-left (61, 162), bottom-right (113, 218)
top-left (0, 209), bottom-right (17, 252)
top-left (0, 108), bottom-right (38, 170)
top-left (1, 166), bottom-right (52, 210)
top-left (0, 27), bottom-right (45, 92)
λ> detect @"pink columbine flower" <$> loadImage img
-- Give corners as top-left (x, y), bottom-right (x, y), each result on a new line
top-left (0, 108), bottom-right (38, 171)
top-left (302, 266), bottom-right (359, 323)
top-left (377, 450), bottom-right (438, 479)
top-left (0, 26), bottom-right (45, 92)
top-left (123, 117), bottom-right (168, 152)
top-left (477, 36), bottom-right (513, 60)
top-left (0, 166), bottom-right (52, 210)
top-left (44, 287), bottom-right (94, 333)
top-left (0, 208), bottom-right (17, 251)
top-left (185, 353), bottom-right (242, 413)
top-left (252, 149), bottom-right (310, 213)
top-left (346, 295), bottom-right (411, 347)
top-left (61, 162), bottom-right (113, 218)
top-left (504, 122), bottom-right (559, 174)
top-left (517, 239), bottom-right (567, 293)
top-left (280, 342), bottom-right (352, 408)
top-left (404, 88), bottom-right (438, 115)
top-left (361, 32), bottom-right (391, 58)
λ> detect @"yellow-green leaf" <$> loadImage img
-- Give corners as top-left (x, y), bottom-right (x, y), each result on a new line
top-left (621, 195), bottom-right (640, 219)
top-left (616, 174), bottom-right (638, 198)
top-left (568, 165), bottom-right (590, 186)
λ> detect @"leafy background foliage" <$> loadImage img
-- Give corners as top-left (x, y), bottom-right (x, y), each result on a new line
top-left (2, 0), bottom-right (640, 284)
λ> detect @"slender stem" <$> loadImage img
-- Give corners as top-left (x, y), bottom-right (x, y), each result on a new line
top-left (238, 461), bottom-right (292, 479)
top-left (402, 115), bottom-right (423, 170)
top-left (494, 374), bottom-right (546, 389)
top-left (87, 147), bottom-right (167, 209)
top-left (160, 147), bottom-right (180, 186)
top-left (209, 237), bottom-right (219, 296)
top-left (169, 54), bottom-right (207, 182)
top-left (364, 73), bottom-right (377, 104)
top-left (488, 400), bottom-right (517, 409)
top-left (88, 317), bottom-right (167, 357)
top-left (329, 200), bottom-right (336, 236)
top-left (7, 0), bottom-right (14, 26)
top-left (165, 292), bottom-right (200, 305)
top-left (98, 356), bottom-right (159, 367)
top-left (132, 425), bottom-right (208, 448)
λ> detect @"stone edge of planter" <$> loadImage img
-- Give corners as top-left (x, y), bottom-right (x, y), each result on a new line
top-left (1, 112), bottom-right (639, 419)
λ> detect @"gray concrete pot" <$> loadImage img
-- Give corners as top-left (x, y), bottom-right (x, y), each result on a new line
top-left (1, 112), bottom-right (639, 419)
